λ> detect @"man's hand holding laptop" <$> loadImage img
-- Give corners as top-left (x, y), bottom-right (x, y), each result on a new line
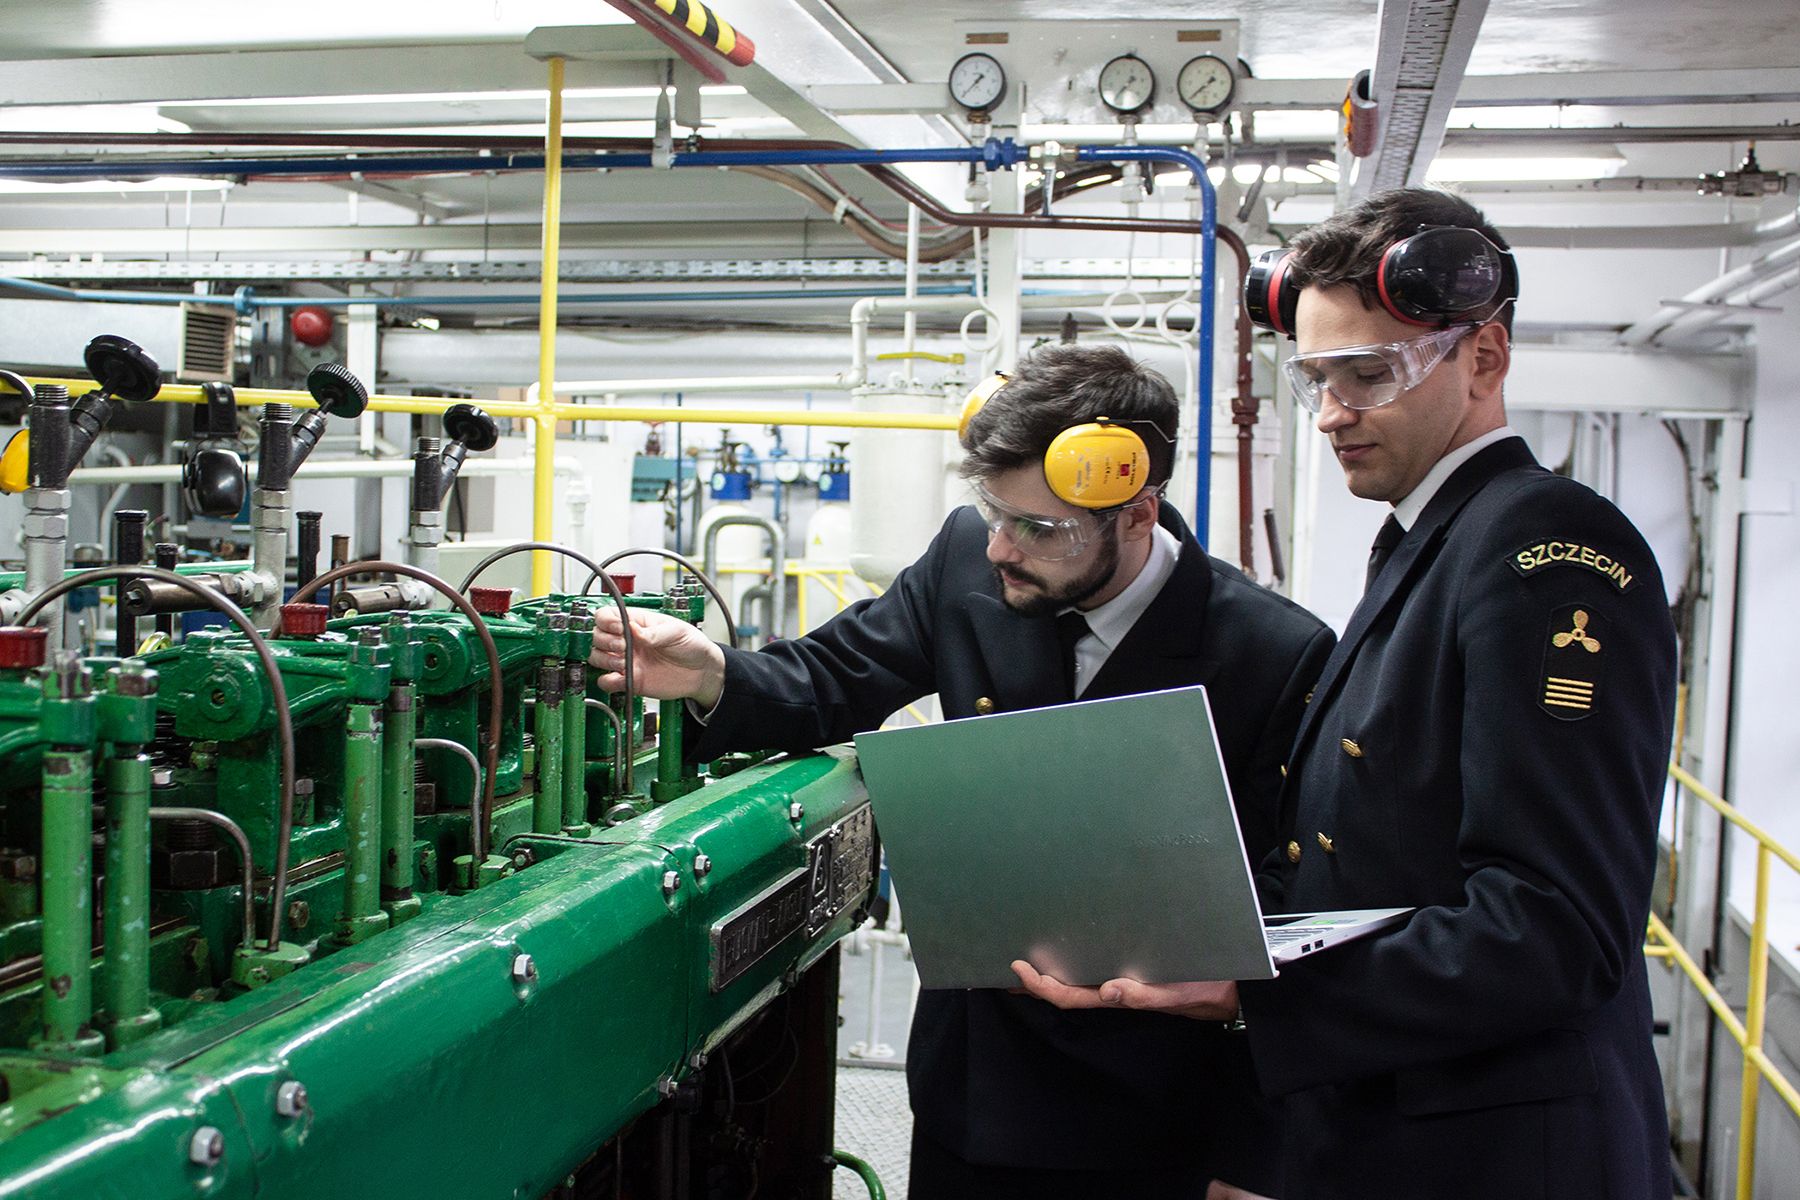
top-left (1011, 960), bottom-right (1240, 1021)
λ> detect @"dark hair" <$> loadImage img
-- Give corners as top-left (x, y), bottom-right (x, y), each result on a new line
top-left (958, 343), bottom-right (1178, 490)
top-left (1286, 187), bottom-right (1516, 333)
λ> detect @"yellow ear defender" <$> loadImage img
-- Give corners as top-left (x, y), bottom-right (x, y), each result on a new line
top-left (957, 372), bottom-right (1011, 442)
top-left (958, 373), bottom-right (1153, 510)
top-left (0, 432), bottom-right (29, 495)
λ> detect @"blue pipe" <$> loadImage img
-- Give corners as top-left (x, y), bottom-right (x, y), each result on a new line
top-left (1074, 144), bottom-right (1216, 543)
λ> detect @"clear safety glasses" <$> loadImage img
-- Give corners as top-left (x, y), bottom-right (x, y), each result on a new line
top-left (1282, 325), bottom-right (1475, 413)
top-left (972, 484), bottom-right (1108, 561)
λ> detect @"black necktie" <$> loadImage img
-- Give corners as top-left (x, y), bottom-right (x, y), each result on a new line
top-left (1055, 611), bottom-right (1090, 699)
top-left (1365, 515), bottom-right (1404, 592)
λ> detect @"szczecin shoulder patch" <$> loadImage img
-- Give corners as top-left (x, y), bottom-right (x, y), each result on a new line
top-left (1510, 540), bottom-right (1636, 591)
top-left (1539, 604), bottom-right (1606, 721)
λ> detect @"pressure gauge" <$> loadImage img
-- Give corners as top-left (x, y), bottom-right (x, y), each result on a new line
top-left (1177, 54), bottom-right (1236, 115)
top-left (773, 459), bottom-right (803, 484)
top-left (948, 52), bottom-right (1008, 115)
top-left (1098, 53), bottom-right (1156, 117)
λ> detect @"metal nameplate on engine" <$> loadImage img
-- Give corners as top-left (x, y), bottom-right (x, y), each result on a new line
top-left (709, 803), bottom-right (877, 992)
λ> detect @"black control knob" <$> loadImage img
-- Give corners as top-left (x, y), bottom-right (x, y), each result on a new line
top-left (305, 362), bottom-right (369, 419)
top-left (83, 335), bottom-right (161, 403)
top-left (443, 403), bottom-right (499, 453)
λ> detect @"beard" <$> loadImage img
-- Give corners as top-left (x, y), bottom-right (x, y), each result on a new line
top-left (993, 524), bottom-right (1121, 618)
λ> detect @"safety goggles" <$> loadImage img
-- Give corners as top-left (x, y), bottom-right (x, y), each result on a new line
top-left (972, 483), bottom-right (1111, 561)
top-left (1282, 325), bottom-right (1475, 413)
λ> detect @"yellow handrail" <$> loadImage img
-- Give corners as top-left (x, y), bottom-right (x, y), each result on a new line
top-left (1649, 764), bottom-right (1800, 1200)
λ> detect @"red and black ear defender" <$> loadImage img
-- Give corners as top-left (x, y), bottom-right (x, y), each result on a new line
top-left (958, 375), bottom-right (1160, 510)
top-left (1244, 226), bottom-right (1518, 337)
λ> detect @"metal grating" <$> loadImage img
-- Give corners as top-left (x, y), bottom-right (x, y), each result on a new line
top-left (833, 1065), bottom-right (912, 1199)
top-left (1358, 0), bottom-right (1489, 198)
top-left (175, 302), bottom-right (234, 382)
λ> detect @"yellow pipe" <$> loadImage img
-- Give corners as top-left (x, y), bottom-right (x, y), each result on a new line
top-left (1736, 845), bottom-right (1772, 1200)
top-left (1747, 1045), bottom-right (1800, 1122)
top-left (22, 376), bottom-right (958, 431)
top-left (551, 402), bottom-right (955, 431)
top-left (533, 56), bottom-right (567, 597)
top-left (21, 376), bottom-right (541, 419)
top-left (1646, 913), bottom-right (1748, 1045)
top-left (1669, 764), bottom-right (1800, 876)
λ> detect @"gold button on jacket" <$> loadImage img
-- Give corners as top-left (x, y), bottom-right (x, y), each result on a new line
top-left (1316, 832), bottom-right (1336, 854)
top-left (1286, 840), bottom-right (1302, 863)
top-left (1340, 738), bottom-right (1364, 758)
top-left (974, 697), bottom-right (995, 715)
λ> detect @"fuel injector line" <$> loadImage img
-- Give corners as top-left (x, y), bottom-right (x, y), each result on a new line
top-left (281, 561), bottom-right (502, 871)
top-left (17, 566), bottom-right (294, 950)
top-left (148, 807), bottom-right (255, 951)
top-left (579, 547), bottom-right (740, 650)
top-left (414, 738), bottom-right (483, 819)
top-left (583, 697), bottom-right (630, 805)
top-left (454, 541), bottom-right (637, 790)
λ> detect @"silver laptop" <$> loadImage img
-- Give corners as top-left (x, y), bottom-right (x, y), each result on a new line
top-left (852, 685), bottom-right (1410, 990)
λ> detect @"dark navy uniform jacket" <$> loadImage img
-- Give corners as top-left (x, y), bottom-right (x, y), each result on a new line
top-left (1242, 437), bottom-right (1677, 1200)
top-left (692, 503), bottom-right (1333, 1178)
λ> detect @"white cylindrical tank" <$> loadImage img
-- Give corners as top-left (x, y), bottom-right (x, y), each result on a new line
top-left (801, 497), bottom-right (854, 635)
top-left (850, 385), bottom-right (954, 587)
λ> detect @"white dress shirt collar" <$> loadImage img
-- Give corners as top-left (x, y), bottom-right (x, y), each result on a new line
top-left (1393, 425), bottom-right (1517, 531)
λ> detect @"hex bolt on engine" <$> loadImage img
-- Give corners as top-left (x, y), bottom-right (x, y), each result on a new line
top-left (275, 1081), bottom-right (309, 1119)
top-left (188, 1127), bottom-right (224, 1167)
top-left (511, 953), bottom-right (537, 986)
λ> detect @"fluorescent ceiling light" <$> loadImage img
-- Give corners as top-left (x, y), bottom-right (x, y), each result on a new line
top-left (0, 177), bottom-right (235, 195)
top-left (1251, 110), bottom-right (1339, 139)
top-left (160, 85), bottom-right (747, 109)
top-left (0, 106), bottom-right (192, 135)
top-left (1425, 155), bottom-right (1626, 182)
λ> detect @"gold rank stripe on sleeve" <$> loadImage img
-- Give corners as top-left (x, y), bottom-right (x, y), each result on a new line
top-left (1509, 540), bottom-right (1636, 591)
top-left (1543, 675), bottom-right (1595, 710)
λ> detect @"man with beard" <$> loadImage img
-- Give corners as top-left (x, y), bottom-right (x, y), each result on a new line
top-left (589, 342), bottom-right (1333, 1199)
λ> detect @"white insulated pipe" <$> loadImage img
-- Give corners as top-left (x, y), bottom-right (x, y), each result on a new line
top-left (67, 455), bottom-right (588, 487)
top-left (1618, 235), bottom-right (1800, 347)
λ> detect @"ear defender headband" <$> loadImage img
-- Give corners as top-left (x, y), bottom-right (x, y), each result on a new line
top-left (1245, 225), bottom-right (1518, 337)
top-left (958, 374), bottom-right (1160, 510)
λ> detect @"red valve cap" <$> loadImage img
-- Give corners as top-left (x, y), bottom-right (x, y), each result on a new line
top-left (469, 586), bottom-right (514, 616)
top-left (605, 572), bottom-right (636, 595)
top-left (281, 603), bottom-right (331, 637)
top-left (0, 626), bottom-right (50, 670)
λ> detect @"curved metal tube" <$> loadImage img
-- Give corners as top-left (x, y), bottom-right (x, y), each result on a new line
top-left (583, 696), bottom-right (631, 798)
top-left (0, 369), bottom-right (34, 399)
top-left (16, 566), bottom-right (295, 950)
top-left (701, 513), bottom-right (788, 645)
top-left (453, 541), bottom-right (636, 762)
top-left (413, 738), bottom-right (483, 842)
top-left (580, 547), bottom-right (741, 652)
top-left (149, 806), bottom-right (255, 950)
top-left (279, 561), bottom-right (502, 872)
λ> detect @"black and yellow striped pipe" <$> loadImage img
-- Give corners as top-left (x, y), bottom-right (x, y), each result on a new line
top-left (646, 0), bottom-right (756, 67)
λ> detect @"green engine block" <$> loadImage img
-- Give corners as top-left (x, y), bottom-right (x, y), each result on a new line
top-left (0, 586), bottom-right (877, 1198)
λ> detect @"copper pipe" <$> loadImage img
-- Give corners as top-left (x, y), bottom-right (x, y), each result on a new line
top-left (1215, 227), bottom-right (1259, 575)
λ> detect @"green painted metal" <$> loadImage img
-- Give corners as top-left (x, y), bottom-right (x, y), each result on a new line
top-left (0, 583), bottom-right (875, 1196)
top-left (100, 753), bottom-right (158, 1048)
top-left (0, 559), bottom-right (254, 592)
top-left (531, 660), bottom-right (565, 837)
top-left (97, 661), bottom-right (162, 1048)
top-left (35, 741), bottom-right (101, 1056)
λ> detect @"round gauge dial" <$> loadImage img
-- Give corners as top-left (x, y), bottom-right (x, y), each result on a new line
top-left (948, 52), bottom-right (1008, 114)
top-left (1177, 54), bottom-right (1236, 114)
top-left (773, 459), bottom-right (803, 484)
top-left (1098, 53), bottom-right (1156, 116)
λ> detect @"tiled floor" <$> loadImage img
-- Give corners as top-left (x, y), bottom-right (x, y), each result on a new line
top-left (835, 932), bottom-right (918, 1198)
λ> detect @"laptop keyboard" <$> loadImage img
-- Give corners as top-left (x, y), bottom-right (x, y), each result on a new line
top-left (1264, 925), bottom-right (1317, 948)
